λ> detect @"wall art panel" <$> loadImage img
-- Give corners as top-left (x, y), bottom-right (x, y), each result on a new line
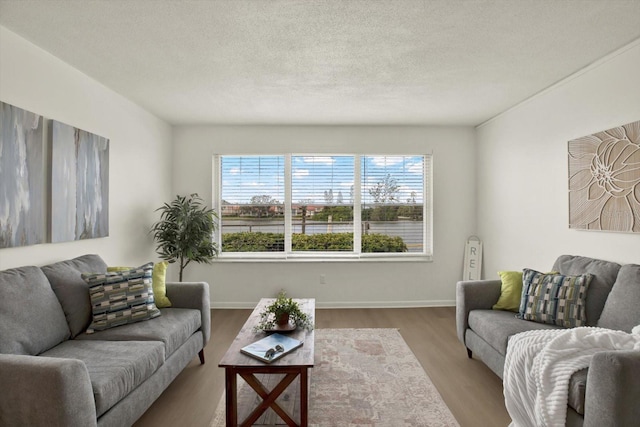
top-left (51, 120), bottom-right (109, 242)
top-left (0, 101), bottom-right (45, 248)
top-left (568, 120), bottom-right (640, 232)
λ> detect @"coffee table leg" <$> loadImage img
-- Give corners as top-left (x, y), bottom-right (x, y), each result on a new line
top-left (300, 368), bottom-right (308, 427)
top-left (225, 368), bottom-right (237, 427)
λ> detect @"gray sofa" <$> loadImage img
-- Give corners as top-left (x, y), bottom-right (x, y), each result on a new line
top-left (0, 254), bottom-right (210, 427)
top-left (456, 254), bottom-right (640, 427)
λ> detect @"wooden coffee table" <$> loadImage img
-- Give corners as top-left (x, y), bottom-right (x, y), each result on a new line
top-left (219, 298), bottom-right (315, 427)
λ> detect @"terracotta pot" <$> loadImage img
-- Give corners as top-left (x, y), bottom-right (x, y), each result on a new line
top-left (276, 312), bottom-right (290, 326)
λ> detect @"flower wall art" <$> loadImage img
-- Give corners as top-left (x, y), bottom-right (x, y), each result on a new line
top-left (568, 120), bottom-right (640, 233)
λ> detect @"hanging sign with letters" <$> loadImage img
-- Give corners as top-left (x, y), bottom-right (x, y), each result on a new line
top-left (463, 236), bottom-right (482, 280)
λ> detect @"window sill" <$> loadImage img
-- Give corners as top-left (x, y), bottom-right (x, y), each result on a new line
top-left (215, 253), bottom-right (433, 263)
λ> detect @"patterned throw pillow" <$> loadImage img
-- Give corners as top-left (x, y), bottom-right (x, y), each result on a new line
top-left (107, 261), bottom-right (172, 308)
top-left (82, 263), bottom-right (161, 333)
top-left (517, 269), bottom-right (593, 327)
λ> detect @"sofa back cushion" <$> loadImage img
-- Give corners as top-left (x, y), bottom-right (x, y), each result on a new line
top-left (0, 266), bottom-right (70, 355)
top-left (597, 264), bottom-right (640, 332)
top-left (41, 254), bottom-right (107, 337)
top-left (552, 255), bottom-right (621, 326)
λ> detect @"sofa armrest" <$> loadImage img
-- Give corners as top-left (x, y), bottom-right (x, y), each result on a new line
top-left (455, 279), bottom-right (502, 346)
top-left (0, 354), bottom-right (97, 427)
top-left (166, 281), bottom-right (211, 348)
top-left (584, 350), bottom-right (640, 427)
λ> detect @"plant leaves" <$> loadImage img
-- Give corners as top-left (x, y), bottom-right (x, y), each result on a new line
top-left (150, 193), bottom-right (219, 278)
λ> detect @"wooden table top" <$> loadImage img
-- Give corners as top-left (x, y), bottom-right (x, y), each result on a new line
top-left (219, 298), bottom-right (315, 368)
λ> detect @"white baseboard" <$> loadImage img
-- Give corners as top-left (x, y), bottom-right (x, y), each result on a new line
top-left (211, 300), bottom-right (455, 309)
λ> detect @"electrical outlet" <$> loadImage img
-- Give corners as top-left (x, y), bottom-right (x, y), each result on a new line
top-left (319, 274), bottom-right (326, 284)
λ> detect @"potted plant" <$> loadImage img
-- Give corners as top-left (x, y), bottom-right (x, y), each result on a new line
top-left (150, 193), bottom-right (218, 281)
top-left (254, 290), bottom-right (314, 332)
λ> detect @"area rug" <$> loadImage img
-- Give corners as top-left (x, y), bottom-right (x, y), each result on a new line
top-left (211, 328), bottom-right (459, 426)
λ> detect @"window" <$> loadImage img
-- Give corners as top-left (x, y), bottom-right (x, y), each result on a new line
top-left (292, 156), bottom-right (354, 252)
top-left (220, 156), bottom-right (285, 252)
top-left (215, 154), bottom-right (431, 260)
top-left (361, 156), bottom-right (426, 253)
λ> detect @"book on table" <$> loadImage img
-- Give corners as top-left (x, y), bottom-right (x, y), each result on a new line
top-left (241, 333), bottom-right (304, 363)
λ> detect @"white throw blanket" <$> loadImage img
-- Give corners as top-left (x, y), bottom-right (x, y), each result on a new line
top-left (504, 325), bottom-right (640, 427)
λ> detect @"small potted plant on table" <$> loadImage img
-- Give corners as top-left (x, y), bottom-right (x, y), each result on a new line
top-left (254, 290), bottom-right (314, 332)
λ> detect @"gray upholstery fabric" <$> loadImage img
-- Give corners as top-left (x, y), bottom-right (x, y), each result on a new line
top-left (468, 309), bottom-right (562, 355)
top-left (0, 353), bottom-right (97, 427)
top-left (455, 279), bottom-right (502, 345)
top-left (584, 350), bottom-right (640, 427)
top-left (41, 254), bottom-right (108, 337)
top-left (97, 332), bottom-right (203, 427)
top-left (41, 340), bottom-right (165, 417)
top-left (2, 254), bottom-right (211, 427)
top-left (597, 264), bottom-right (640, 332)
top-left (465, 317), bottom-right (589, 415)
top-left (76, 308), bottom-right (201, 357)
top-left (166, 281), bottom-right (211, 348)
top-left (457, 257), bottom-right (639, 427)
top-left (552, 255), bottom-right (621, 326)
top-left (566, 407), bottom-right (585, 427)
top-left (568, 368), bottom-right (587, 415)
top-left (0, 266), bottom-right (70, 355)
top-left (465, 329), bottom-right (506, 378)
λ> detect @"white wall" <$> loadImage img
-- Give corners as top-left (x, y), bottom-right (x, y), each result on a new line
top-left (477, 39), bottom-right (640, 277)
top-left (0, 27), bottom-right (173, 270)
top-left (173, 125), bottom-right (476, 308)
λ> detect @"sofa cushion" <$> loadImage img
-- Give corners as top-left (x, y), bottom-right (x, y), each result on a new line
top-left (75, 308), bottom-right (201, 357)
top-left (552, 255), bottom-right (621, 326)
top-left (517, 269), bottom-right (592, 327)
top-left (0, 266), bottom-right (70, 355)
top-left (468, 309), bottom-right (563, 355)
top-left (107, 261), bottom-right (172, 308)
top-left (82, 263), bottom-right (161, 333)
top-left (40, 339), bottom-right (165, 417)
top-left (151, 261), bottom-right (172, 308)
top-left (41, 254), bottom-right (108, 337)
top-left (568, 368), bottom-right (587, 415)
top-left (493, 271), bottom-right (524, 312)
top-left (597, 264), bottom-right (640, 332)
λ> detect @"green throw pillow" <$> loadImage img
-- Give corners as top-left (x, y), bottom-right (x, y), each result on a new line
top-left (493, 271), bottom-right (523, 312)
top-left (151, 261), bottom-right (172, 308)
top-left (108, 262), bottom-right (172, 308)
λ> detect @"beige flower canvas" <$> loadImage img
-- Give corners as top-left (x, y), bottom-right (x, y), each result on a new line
top-left (568, 120), bottom-right (640, 232)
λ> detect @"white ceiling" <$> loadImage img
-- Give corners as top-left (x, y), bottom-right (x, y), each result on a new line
top-left (1, 0), bottom-right (640, 126)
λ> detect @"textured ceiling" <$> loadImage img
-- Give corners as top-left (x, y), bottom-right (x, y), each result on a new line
top-left (1, 0), bottom-right (640, 126)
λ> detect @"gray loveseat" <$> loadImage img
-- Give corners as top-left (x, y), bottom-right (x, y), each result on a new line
top-left (0, 254), bottom-right (210, 427)
top-left (456, 254), bottom-right (640, 427)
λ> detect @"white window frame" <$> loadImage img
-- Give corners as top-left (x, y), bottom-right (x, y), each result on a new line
top-left (213, 154), bottom-right (433, 262)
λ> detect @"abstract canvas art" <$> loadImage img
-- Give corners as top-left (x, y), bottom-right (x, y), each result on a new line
top-left (0, 101), bottom-right (45, 248)
top-left (51, 120), bottom-right (109, 242)
top-left (568, 120), bottom-right (640, 232)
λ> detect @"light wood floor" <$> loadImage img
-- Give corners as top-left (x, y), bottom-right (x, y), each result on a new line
top-left (134, 307), bottom-right (511, 427)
